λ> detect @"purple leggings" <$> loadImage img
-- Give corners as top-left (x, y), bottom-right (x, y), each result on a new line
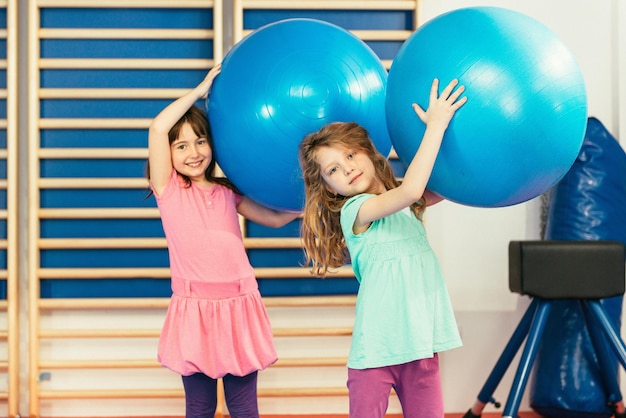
top-left (347, 355), bottom-right (443, 418)
top-left (181, 371), bottom-right (259, 418)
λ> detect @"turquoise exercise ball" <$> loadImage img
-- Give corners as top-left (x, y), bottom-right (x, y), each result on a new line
top-left (208, 18), bottom-right (391, 212)
top-left (386, 7), bottom-right (588, 207)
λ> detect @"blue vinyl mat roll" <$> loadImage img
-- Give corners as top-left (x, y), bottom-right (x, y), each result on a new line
top-left (531, 117), bottom-right (626, 417)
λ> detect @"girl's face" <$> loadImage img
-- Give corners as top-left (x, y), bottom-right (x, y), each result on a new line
top-left (316, 145), bottom-right (384, 197)
top-left (170, 122), bottom-right (212, 183)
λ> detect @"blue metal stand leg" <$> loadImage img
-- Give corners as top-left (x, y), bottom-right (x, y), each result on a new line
top-left (585, 300), bottom-right (626, 371)
top-left (502, 299), bottom-right (551, 418)
top-left (465, 299), bottom-right (539, 417)
top-left (579, 300), bottom-right (623, 406)
top-left (475, 299), bottom-right (538, 405)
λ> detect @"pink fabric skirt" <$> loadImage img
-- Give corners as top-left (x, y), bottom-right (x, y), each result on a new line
top-left (158, 276), bottom-right (277, 378)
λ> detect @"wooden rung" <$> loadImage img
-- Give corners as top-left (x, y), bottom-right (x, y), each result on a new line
top-left (39, 329), bottom-right (160, 339)
top-left (0, 300), bottom-right (7, 309)
top-left (242, 29), bottom-right (412, 41)
top-left (264, 295), bottom-right (356, 307)
top-left (273, 327), bottom-right (352, 337)
top-left (38, 267), bottom-right (170, 279)
top-left (39, 388), bottom-right (183, 400)
top-left (39, 28), bottom-right (215, 40)
top-left (39, 208), bottom-right (160, 219)
top-left (39, 387), bottom-right (349, 400)
top-left (0, 361), bottom-right (8, 370)
top-left (37, 266), bottom-right (354, 279)
top-left (257, 386), bottom-right (348, 397)
top-left (40, 359), bottom-right (159, 369)
top-left (39, 327), bottom-right (350, 339)
top-left (273, 357), bottom-right (347, 367)
top-left (238, 0), bottom-right (417, 11)
top-left (38, 237), bottom-right (302, 249)
top-left (39, 237), bottom-right (168, 249)
top-left (38, 328), bottom-right (351, 339)
top-left (38, 295), bottom-right (355, 310)
top-left (39, 58), bottom-right (214, 70)
top-left (39, 88), bottom-right (189, 99)
top-left (248, 237), bottom-right (304, 249)
top-left (39, 206), bottom-right (305, 220)
top-left (39, 118), bottom-right (150, 129)
top-left (256, 266), bottom-right (354, 279)
top-left (39, 298), bottom-right (170, 310)
top-left (38, 357), bottom-right (347, 369)
top-left (39, 148), bottom-right (148, 159)
top-left (0, 331), bottom-right (8, 339)
top-left (351, 29), bottom-right (414, 41)
top-left (37, 0), bottom-right (216, 7)
top-left (38, 177), bottom-right (149, 189)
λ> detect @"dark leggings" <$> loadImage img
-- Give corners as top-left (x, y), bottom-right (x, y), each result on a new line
top-left (181, 371), bottom-right (259, 418)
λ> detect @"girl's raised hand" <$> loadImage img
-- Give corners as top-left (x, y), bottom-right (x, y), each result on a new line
top-left (198, 64), bottom-right (222, 99)
top-left (412, 78), bottom-right (466, 129)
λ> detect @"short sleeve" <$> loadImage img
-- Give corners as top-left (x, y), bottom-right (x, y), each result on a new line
top-left (340, 194), bottom-right (374, 238)
top-left (152, 170), bottom-right (180, 202)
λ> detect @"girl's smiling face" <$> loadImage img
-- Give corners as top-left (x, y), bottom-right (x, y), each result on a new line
top-left (316, 144), bottom-right (384, 197)
top-left (170, 122), bottom-right (212, 183)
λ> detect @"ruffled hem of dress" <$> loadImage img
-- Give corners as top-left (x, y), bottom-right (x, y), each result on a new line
top-left (158, 290), bottom-right (277, 378)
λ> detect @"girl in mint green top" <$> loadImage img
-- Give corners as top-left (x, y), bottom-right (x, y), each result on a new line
top-left (299, 79), bottom-right (466, 418)
top-left (341, 193), bottom-right (461, 370)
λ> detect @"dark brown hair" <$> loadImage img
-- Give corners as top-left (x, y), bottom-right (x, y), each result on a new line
top-left (146, 105), bottom-right (239, 196)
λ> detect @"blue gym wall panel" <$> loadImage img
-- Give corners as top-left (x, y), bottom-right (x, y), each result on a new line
top-left (37, 5), bottom-right (415, 299)
top-left (37, 7), bottom-right (219, 299)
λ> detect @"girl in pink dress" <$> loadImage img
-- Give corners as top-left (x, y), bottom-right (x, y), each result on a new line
top-left (147, 64), bottom-right (299, 417)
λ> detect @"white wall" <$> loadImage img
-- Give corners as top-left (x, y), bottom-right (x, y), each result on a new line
top-left (618, 0), bottom-right (626, 146)
top-left (31, 1), bottom-right (625, 416)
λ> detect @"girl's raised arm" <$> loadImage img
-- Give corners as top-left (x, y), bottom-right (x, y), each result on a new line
top-left (148, 64), bottom-right (222, 195)
top-left (355, 78), bottom-right (466, 228)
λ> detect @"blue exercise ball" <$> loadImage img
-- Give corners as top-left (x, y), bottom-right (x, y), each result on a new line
top-left (208, 18), bottom-right (391, 212)
top-left (386, 7), bottom-right (588, 207)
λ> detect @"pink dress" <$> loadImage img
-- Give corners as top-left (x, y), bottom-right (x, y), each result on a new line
top-left (153, 171), bottom-right (277, 378)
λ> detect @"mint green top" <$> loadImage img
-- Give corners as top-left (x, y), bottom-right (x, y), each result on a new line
top-left (341, 194), bottom-right (462, 369)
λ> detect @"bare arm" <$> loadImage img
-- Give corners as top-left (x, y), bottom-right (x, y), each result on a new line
top-left (148, 64), bottom-right (222, 196)
top-left (354, 78), bottom-right (466, 228)
top-left (237, 197), bottom-right (301, 228)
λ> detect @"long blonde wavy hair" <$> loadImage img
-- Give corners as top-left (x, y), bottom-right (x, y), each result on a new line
top-left (298, 122), bottom-right (425, 277)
